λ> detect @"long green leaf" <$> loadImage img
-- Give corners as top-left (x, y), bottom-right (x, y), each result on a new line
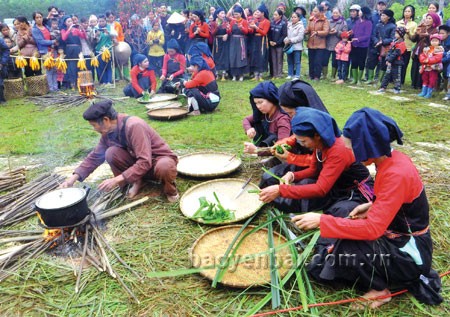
top-left (211, 214), bottom-right (256, 288)
top-left (267, 212), bottom-right (281, 309)
top-left (262, 167), bottom-right (286, 184)
top-left (243, 230), bottom-right (320, 317)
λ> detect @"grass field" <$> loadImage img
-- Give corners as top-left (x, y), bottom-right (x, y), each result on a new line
top-left (0, 75), bottom-right (449, 316)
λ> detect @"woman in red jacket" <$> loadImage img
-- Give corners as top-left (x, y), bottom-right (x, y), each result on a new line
top-left (189, 10), bottom-right (210, 50)
top-left (123, 54), bottom-right (156, 98)
top-left (259, 108), bottom-right (372, 218)
top-left (158, 39), bottom-right (186, 94)
top-left (292, 108), bottom-right (442, 309)
top-left (182, 54), bottom-right (220, 115)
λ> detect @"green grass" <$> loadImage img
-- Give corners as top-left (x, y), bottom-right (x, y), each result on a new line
top-left (0, 77), bottom-right (449, 316)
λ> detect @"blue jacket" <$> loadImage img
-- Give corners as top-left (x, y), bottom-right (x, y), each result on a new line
top-left (32, 24), bottom-right (54, 55)
top-left (372, 21), bottom-right (396, 47)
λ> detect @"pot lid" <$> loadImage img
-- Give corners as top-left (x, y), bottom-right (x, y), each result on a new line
top-left (36, 188), bottom-right (86, 209)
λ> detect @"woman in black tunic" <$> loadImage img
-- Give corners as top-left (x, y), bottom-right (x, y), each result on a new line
top-left (247, 4), bottom-right (271, 81)
top-left (227, 6), bottom-right (249, 81)
top-left (210, 7), bottom-right (230, 81)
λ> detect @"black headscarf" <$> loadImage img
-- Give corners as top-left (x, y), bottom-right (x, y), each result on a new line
top-left (278, 79), bottom-right (328, 113)
top-left (257, 3), bottom-right (269, 19)
top-left (213, 7), bottom-right (225, 21)
top-left (249, 81), bottom-right (280, 146)
top-left (343, 107), bottom-right (403, 162)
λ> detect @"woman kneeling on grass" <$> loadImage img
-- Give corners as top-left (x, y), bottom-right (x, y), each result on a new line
top-left (242, 81), bottom-right (291, 156)
top-left (181, 54), bottom-right (220, 115)
top-left (123, 54), bottom-right (156, 99)
top-left (259, 108), bottom-right (373, 218)
top-left (292, 107), bottom-right (443, 309)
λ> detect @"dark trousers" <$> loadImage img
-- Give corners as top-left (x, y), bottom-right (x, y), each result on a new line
top-left (123, 76), bottom-right (150, 98)
top-left (97, 57), bottom-right (112, 84)
top-left (350, 46), bottom-right (368, 70)
top-left (185, 88), bottom-right (219, 112)
top-left (380, 64), bottom-right (402, 90)
top-left (324, 50), bottom-right (337, 68)
top-left (411, 54), bottom-right (423, 89)
top-left (337, 60), bottom-right (349, 80)
top-left (308, 48), bottom-right (326, 79)
top-left (105, 146), bottom-right (178, 196)
top-left (401, 50), bottom-right (411, 85)
top-left (365, 47), bottom-right (379, 71)
top-left (269, 46), bottom-right (284, 78)
top-left (149, 56), bottom-right (163, 77)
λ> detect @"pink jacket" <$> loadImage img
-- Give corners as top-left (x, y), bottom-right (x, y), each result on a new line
top-left (335, 40), bottom-right (352, 62)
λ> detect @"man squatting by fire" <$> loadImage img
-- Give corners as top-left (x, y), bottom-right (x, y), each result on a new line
top-left (60, 100), bottom-right (179, 202)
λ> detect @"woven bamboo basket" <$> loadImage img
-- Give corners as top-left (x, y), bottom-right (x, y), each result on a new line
top-left (190, 225), bottom-right (293, 288)
top-left (4, 78), bottom-right (25, 100)
top-left (25, 74), bottom-right (49, 96)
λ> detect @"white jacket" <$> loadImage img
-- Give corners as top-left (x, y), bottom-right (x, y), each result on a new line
top-left (285, 21), bottom-right (304, 51)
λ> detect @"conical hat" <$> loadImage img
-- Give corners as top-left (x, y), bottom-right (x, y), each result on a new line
top-left (167, 12), bottom-right (185, 24)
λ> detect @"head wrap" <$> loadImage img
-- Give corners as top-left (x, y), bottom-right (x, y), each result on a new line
top-left (213, 7), bottom-right (225, 21)
top-left (257, 3), bottom-right (269, 19)
top-left (278, 79), bottom-right (328, 113)
top-left (167, 39), bottom-right (180, 52)
top-left (427, 12), bottom-right (441, 28)
top-left (192, 10), bottom-right (205, 20)
top-left (83, 100), bottom-right (116, 121)
top-left (361, 7), bottom-right (371, 16)
top-left (61, 15), bottom-right (71, 29)
top-left (188, 42), bottom-right (212, 57)
top-left (439, 24), bottom-right (450, 33)
top-left (291, 108), bottom-right (341, 148)
top-left (233, 6), bottom-right (244, 16)
top-left (133, 54), bottom-right (147, 66)
top-left (250, 81), bottom-right (279, 106)
top-left (189, 54), bottom-right (210, 71)
top-left (343, 107), bottom-right (403, 162)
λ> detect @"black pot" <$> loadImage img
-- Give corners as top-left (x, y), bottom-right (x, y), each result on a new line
top-left (35, 187), bottom-right (90, 228)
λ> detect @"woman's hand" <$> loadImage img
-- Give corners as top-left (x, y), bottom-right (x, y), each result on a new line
top-left (259, 185), bottom-right (280, 203)
top-left (160, 75), bottom-right (166, 81)
top-left (273, 147), bottom-right (289, 160)
top-left (223, 34), bottom-right (228, 41)
top-left (348, 202), bottom-right (372, 219)
top-left (292, 213), bottom-right (321, 230)
top-left (246, 127), bottom-right (256, 139)
top-left (243, 142), bottom-right (257, 154)
top-left (281, 171), bottom-right (294, 184)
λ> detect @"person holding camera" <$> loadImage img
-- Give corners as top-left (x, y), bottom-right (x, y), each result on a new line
top-left (61, 15), bottom-right (86, 89)
top-left (94, 15), bottom-right (114, 86)
top-left (0, 37), bottom-right (9, 103)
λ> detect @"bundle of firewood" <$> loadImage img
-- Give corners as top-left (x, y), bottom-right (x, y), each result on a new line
top-left (0, 168), bottom-right (26, 193)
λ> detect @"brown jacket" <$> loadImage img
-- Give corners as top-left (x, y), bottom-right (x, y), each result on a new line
top-left (411, 24), bottom-right (438, 56)
top-left (306, 15), bottom-right (330, 49)
top-left (75, 114), bottom-right (177, 184)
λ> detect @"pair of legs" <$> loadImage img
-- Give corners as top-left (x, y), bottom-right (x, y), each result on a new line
top-left (105, 146), bottom-right (178, 199)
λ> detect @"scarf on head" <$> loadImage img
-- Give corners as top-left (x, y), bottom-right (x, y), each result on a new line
top-left (278, 79), bottom-right (328, 113)
top-left (291, 108), bottom-right (341, 148)
top-left (343, 107), bottom-right (403, 162)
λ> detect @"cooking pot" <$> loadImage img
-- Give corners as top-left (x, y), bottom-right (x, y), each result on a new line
top-left (35, 187), bottom-right (90, 228)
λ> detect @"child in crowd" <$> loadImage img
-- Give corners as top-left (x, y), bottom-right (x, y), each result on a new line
top-left (2, 37), bottom-right (22, 79)
top-left (418, 33), bottom-right (444, 98)
top-left (147, 22), bottom-right (165, 77)
top-left (334, 31), bottom-right (351, 84)
top-left (46, 18), bottom-right (60, 92)
top-left (378, 27), bottom-right (407, 94)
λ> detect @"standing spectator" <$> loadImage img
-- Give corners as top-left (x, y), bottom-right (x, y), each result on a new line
top-left (165, 12), bottom-right (186, 50)
top-left (0, 37), bottom-right (9, 103)
top-left (421, 2), bottom-right (443, 25)
top-left (305, 5), bottom-right (330, 81)
top-left (269, 9), bottom-right (287, 79)
top-left (284, 12), bottom-right (304, 80)
top-left (349, 6), bottom-right (372, 85)
top-left (346, 5), bottom-right (360, 32)
top-left (367, 9), bottom-right (396, 85)
top-left (227, 5), bottom-right (249, 81)
top-left (89, 15), bottom-right (98, 29)
top-left (210, 7), bottom-right (230, 81)
top-left (325, 7), bottom-right (346, 81)
top-left (158, 3), bottom-right (171, 34)
top-left (418, 34), bottom-right (444, 98)
top-left (0, 23), bottom-right (14, 39)
top-left (79, 17), bottom-right (95, 78)
top-left (106, 11), bottom-right (123, 42)
top-left (94, 15), bottom-right (114, 86)
top-left (126, 14), bottom-right (149, 67)
top-left (293, 6), bottom-right (308, 29)
top-left (334, 31), bottom-right (351, 84)
top-left (378, 27), bottom-right (407, 94)
top-left (182, 10), bottom-right (191, 54)
top-left (410, 13), bottom-right (440, 90)
top-left (365, 0), bottom-right (387, 82)
top-left (320, 1), bottom-right (332, 20)
top-left (15, 16), bottom-right (40, 77)
top-left (44, 6), bottom-right (59, 28)
top-left (276, 3), bottom-right (288, 22)
top-left (61, 15), bottom-right (86, 89)
top-left (143, 11), bottom-right (159, 32)
top-left (3, 37), bottom-right (22, 79)
top-left (147, 22), bottom-right (165, 77)
top-left (396, 5), bottom-right (417, 85)
top-left (248, 4), bottom-right (270, 81)
top-left (32, 11), bottom-right (58, 91)
top-left (189, 10), bottom-right (210, 50)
